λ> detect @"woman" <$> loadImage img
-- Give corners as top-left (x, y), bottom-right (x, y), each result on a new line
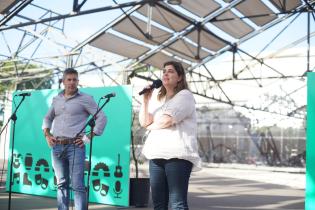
top-left (139, 61), bottom-right (201, 210)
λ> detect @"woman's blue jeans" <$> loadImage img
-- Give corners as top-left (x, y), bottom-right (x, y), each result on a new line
top-left (149, 158), bottom-right (193, 210)
top-left (52, 144), bottom-right (86, 210)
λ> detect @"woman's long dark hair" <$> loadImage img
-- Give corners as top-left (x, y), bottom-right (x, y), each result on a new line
top-left (158, 61), bottom-right (189, 101)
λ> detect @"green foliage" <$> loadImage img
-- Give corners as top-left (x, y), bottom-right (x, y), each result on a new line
top-left (16, 78), bottom-right (53, 90)
top-left (0, 81), bottom-right (14, 95)
top-left (0, 61), bottom-right (53, 94)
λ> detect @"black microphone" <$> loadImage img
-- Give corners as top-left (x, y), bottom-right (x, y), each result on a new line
top-left (113, 180), bottom-right (122, 198)
top-left (101, 92), bottom-right (116, 99)
top-left (15, 92), bottom-right (31, 97)
top-left (139, 79), bottom-right (162, 95)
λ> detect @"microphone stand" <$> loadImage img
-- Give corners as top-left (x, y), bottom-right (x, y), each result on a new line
top-left (0, 96), bottom-right (28, 210)
top-left (73, 96), bottom-right (112, 210)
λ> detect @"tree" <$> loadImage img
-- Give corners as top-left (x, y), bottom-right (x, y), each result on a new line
top-left (0, 61), bottom-right (53, 95)
top-left (0, 61), bottom-right (54, 128)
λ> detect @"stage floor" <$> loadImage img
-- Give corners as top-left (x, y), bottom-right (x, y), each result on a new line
top-left (0, 164), bottom-right (305, 210)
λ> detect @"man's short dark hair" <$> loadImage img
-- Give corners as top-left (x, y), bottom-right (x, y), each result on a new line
top-left (63, 68), bottom-right (78, 80)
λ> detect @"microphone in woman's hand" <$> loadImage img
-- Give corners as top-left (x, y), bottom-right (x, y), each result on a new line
top-left (138, 79), bottom-right (162, 95)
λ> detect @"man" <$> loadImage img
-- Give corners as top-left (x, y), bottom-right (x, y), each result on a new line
top-left (42, 68), bottom-right (106, 210)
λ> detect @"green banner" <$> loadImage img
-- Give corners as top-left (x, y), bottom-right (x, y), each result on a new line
top-left (6, 86), bottom-right (132, 207)
top-left (307, 73), bottom-right (315, 209)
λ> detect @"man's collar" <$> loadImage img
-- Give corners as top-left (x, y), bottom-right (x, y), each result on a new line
top-left (58, 89), bottom-right (81, 97)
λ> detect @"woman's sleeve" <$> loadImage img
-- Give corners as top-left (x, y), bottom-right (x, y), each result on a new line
top-left (162, 90), bottom-right (195, 124)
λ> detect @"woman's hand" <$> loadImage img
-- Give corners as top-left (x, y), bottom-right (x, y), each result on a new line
top-left (147, 114), bottom-right (173, 130)
top-left (139, 85), bottom-right (154, 127)
top-left (143, 85), bottom-right (153, 104)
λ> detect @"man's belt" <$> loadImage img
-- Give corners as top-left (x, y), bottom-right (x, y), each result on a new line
top-left (55, 137), bottom-right (76, 145)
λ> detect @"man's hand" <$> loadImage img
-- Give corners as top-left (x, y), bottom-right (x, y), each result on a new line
top-left (74, 136), bottom-right (85, 148)
top-left (74, 133), bottom-right (95, 147)
top-left (74, 133), bottom-right (94, 147)
top-left (45, 134), bottom-right (56, 148)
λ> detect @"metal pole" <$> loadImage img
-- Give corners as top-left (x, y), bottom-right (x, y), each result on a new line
top-left (307, 9), bottom-right (310, 72)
